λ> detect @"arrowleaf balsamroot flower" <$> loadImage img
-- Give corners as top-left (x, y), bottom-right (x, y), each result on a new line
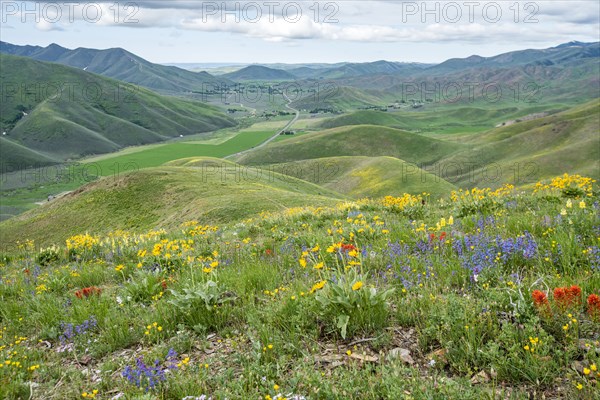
top-left (351, 281), bottom-right (363, 291)
top-left (310, 280), bottom-right (326, 294)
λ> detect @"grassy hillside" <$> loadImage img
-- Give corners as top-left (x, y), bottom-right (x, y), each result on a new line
top-left (0, 41), bottom-right (231, 94)
top-left (236, 100), bottom-right (598, 190)
top-left (0, 55), bottom-right (236, 168)
top-left (317, 106), bottom-right (567, 135)
top-left (235, 125), bottom-right (464, 165)
top-left (0, 174), bottom-right (598, 399)
top-left (0, 137), bottom-right (58, 167)
top-left (0, 123), bottom-right (286, 221)
top-left (264, 156), bottom-right (457, 199)
top-left (0, 159), bottom-right (344, 246)
top-left (438, 99), bottom-right (600, 186)
top-left (290, 87), bottom-right (383, 112)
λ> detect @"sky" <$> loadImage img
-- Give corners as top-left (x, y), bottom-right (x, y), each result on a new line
top-left (1, 0), bottom-right (599, 64)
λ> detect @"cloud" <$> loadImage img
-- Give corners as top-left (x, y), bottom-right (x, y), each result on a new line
top-left (6, 0), bottom-right (599, 44)
top-left (35, 19), bottom-right (64, 32)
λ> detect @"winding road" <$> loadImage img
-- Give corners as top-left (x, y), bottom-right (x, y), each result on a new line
top-left (225, 92), bottom-right (299, 160)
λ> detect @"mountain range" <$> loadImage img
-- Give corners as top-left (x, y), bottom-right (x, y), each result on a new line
top-left (0, 41), bottom-right (232, 94)
top-left (0, 54), bottom-right (236, 169)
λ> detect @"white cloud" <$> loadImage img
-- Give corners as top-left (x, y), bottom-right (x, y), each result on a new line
top-left (6, 0), bottom-right (600, 44)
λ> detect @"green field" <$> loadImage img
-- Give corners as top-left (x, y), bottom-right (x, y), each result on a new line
top-left (0, 128), bottom-right (279, 220)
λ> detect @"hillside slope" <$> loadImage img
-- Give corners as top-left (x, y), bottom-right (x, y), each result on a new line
top-left (235, 125), bottom-right (464, 165)
top-left (290, 87), bottom-right (383, 112)
top-left (263, 156), bottom-right (457, 199)
top-left (0, 159), bottom-right (345, 246)
top-left (438, 99), bottom-right (600, 186)
top-left (0, 55), bottom-right (236, 168)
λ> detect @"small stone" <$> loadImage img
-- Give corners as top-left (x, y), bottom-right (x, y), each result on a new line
top-left (349, 353), bottom-right (379, 363)
top-left (388, 347), bottom-right (414, 365)
top-left (470, 370), bottom-right (490, 384)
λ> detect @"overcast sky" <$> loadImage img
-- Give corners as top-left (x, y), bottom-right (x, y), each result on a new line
top-left (1, 1), bottom-right (598, 64)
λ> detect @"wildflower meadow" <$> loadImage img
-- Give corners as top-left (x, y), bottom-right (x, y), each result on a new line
top-left (0, 174), bottom-right (598, 399)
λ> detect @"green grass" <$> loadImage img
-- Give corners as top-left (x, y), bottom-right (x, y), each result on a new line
top-left (0, 158), bottom-right (345, 247)
top-left (0, 127), bottom-right (280, 220)
top-left (0, 54), bottom-right (236, 169)
top-left (438, 99), bottom-right (600, 187)
top-left (318, 105), bottom-right (568, 136)
top-left (0, 175), bottom-right (598, 399)
top-left (235, 124), bottom-right (464, 166)
top-left (262, 156), bottom-right (457, 199)
top-left (82, 130), bottom-right (276, 170)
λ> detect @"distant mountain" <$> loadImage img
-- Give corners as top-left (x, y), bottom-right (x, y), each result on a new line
top-left (223, 65), bottom-right (296, 81)
top-left (0, 41), bottom-right (232, 94)
top-left (0, 55), bottom-right (236, 169)
top-left (287, 66), bottom-right (324, 79)
top-left (427, 41), bottom-right (599, 74)
top-left (289, 61), bottom-right (428, 80)
top-left (329, 42), bottom-right (600, 101)
top-left (381, 56), bottom-right (600, 106)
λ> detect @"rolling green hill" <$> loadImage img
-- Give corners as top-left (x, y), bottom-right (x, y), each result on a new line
top-left (0, 159), bottom-right (345, 246)
top-left (235, 125), bottom-right (464, 165)
top-left (437, 99), bottom-right (600, 186)
top-left (0, 54), bottom-right (236, 169)
top-left (0, 41), bottom-right (231, 94)
top-left (236, 100), bottom-right (599, 190)
top-left (0, 137), bottom-right (59, 167)
top-left (317, 106), bottom-right (564, 135)
top-left (263, 156), bottom-right (457, 199)
top-left (318, 111), bottom-right (406, 129)
top-left (290, 87), bottom-right (383, 112)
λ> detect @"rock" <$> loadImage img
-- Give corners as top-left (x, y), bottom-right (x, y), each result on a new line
top-left (470, 370), bottom-right (490, 384)
top-left (80, 355), bottom-right (92, 365)
top-left (349, 353), bottom-right (379, 363)
top-left (388, 347), bottom-right (414, 365)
